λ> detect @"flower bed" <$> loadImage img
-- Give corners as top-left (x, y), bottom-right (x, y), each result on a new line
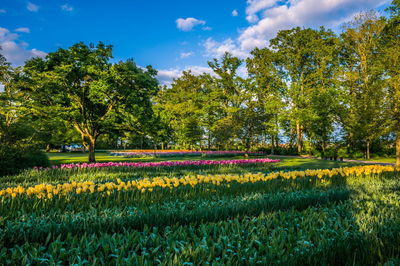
top-left (35, 158), bottom-right (280, 170)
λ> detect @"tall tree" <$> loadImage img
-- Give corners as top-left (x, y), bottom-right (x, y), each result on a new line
top-left (155, 72), bottom-right (207, 149)
top-left (0, 47), bottom-right (15, 144)
top-left (208, 52), bottom-right (245, 148)
top-left (246, 47), bottom-right (285, 154)
top-left (304, 29), bottom-right (341, 157)
top-left (382, 0), bottom-right (400, 166)
top-left (0, 50), bottom-right (51, 175)
top-left (270, 27), bottom-right (340, 154)
top-left (340, 12), bottom-right (387, 159)
top-left (18, 42), bottom-right (158, 162)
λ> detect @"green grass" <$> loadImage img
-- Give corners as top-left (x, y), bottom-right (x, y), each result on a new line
top-left (354, 157), bottom-right (396, 164)
top-left (46, 152), bottom-right (140, 164)
top-left (269, 155), bottom-right (362, 168)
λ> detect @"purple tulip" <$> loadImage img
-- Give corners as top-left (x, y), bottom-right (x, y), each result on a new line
top-left (47, 158), bottom-right (281, 170)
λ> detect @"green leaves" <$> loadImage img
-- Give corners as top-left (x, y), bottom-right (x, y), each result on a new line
top-left (17, 42), bottom-right (159, 162)
top-left (1, 167), bottom-right (400, 264)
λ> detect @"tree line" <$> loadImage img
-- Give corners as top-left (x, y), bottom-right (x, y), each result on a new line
top-left (0, 1), bottom-right (399, 167)
top-left (158, 6), bottom-right (399, 164)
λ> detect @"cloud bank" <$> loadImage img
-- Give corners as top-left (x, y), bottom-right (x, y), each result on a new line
top-left (0, 27), bottom-right (46, 66)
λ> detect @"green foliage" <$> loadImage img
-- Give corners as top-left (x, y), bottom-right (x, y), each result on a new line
top-left (0, 146), bottom-right (49, 176)
top-left (1, 166), bottom-right (400, 264)
top-left (246, 47), bottom-right (285, 153)
top-left (382, 1), bottom-right (400, 166)
top-left (0, 51), bottom-right (50, 176)
top-left (340, 12), bottom-right (388, 159)
top-left (270, 27), bottom-right (342, 154)
top-left (155, 72), bottom-right (209, 149)
top-left (17, 42), bottom-right (159, 162)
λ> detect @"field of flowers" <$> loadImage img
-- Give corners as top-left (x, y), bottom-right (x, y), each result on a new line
top-left (1, 157), bottom-right (400, 264)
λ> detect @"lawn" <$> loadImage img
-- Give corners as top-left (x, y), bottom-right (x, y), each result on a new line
top-left (46, 152), bottom-right (141, 164)
top-left (356, 157), bottom-right (396, 164)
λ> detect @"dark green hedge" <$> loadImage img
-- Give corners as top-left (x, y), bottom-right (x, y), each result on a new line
top-left (0, 145), bottom-right (50, 177)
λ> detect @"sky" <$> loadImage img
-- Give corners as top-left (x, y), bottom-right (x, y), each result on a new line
top-left (0, 0), bottom-right (392, 86)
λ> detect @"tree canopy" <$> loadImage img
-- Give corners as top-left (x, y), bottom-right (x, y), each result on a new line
top-left (15, 42), bottom-right (159, 162)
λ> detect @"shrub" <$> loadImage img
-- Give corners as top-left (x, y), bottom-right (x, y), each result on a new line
top-left (0, 145), bottom-right (50, 177)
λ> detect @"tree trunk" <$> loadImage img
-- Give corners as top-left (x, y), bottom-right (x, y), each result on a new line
top-left (396, 132), bottom-right (400, 168)
top-left (296, 121), bottom-right (302, 154)
top-left (271, 134), bottom-right (275, 155)
top-left (88, 136), bottom-right (96, 163)
top-left (208, 131), bottom-right (211, 150)
top-left (366, 140), bottom-right (370, 160)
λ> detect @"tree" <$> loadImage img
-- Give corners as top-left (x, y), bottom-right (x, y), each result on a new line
top-left (155, 72), bottom-right (207, 149)
top-left (270, 27), bottom-right (341, 154)
top-left (0, 47), bottom-right (15, 144)
top-left (382, 0), bottom-right (400, 166)
top-left (18, 42), bottom-right (158, 162)
top-left (234, 91), bottom-right (268, 151)
top-left (303, 29), bottom-right (341, 157)
top-left (246, 47), bottom-right (285, 154)
top-left (340, 12), bottom-right (387, 159)
top-left (0, 50), bottom-right (50, 175)
top-left (208, 53), bottom-right (246, 148)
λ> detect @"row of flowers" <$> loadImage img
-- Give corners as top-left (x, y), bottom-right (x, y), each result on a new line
top-left (110, 150), bottom-right (266, 158)
top-left (2, 165), bottom-right (394, 199)
top-left (34, 158), bottom-right (280, 170)
top-left (110, 149), bottom-right (192, 153)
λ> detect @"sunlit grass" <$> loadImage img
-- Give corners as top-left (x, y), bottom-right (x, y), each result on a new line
top-left (352, 157), bottom-right (395, 164)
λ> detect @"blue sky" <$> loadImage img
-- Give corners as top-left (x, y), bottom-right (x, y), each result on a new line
top-left (0, 0), bottom-right (391, 85)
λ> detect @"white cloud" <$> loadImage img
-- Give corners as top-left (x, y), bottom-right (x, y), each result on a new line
top-left (232, 9), bottom-right (239, 16)
top-left (198, 0), bottom-right (390, 59)
top-left (238, 0), bottom-right (390, 51)
top-left (180, 52), bottom-right (194, 59)
top-left (157, 64), bottom-right (249, 86)
top-left (0, 27), bottom-right (46, 66)
top-left (202, 26), bottom-right (212, 31)
top-left (203, 37), bottom-right (249, 59)
top-left (157, 69), bottom-right (181, 86)
top-left (245, 0), bottom-right (276, 23)
top-left (157, 65), bottom-right (214, 86)
top-left (176, 17), bottom-right (206, 31)
top-left (0, 9), bottom-right (6, 14)
top-left (15, 27), bottom-right (30, 33)
top-left (61, 4), bottom-right (74, 12)
top-left (27, 2), bottom-right (39, 12)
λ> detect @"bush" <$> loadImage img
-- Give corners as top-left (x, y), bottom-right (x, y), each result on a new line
top-left (0, 145), bottom-right (50, 177)
top-left (254, 144), bottom-right (299, 155)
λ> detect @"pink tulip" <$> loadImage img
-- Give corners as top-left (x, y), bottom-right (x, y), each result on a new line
top-left (48, 158), bottom-right (281, 170)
